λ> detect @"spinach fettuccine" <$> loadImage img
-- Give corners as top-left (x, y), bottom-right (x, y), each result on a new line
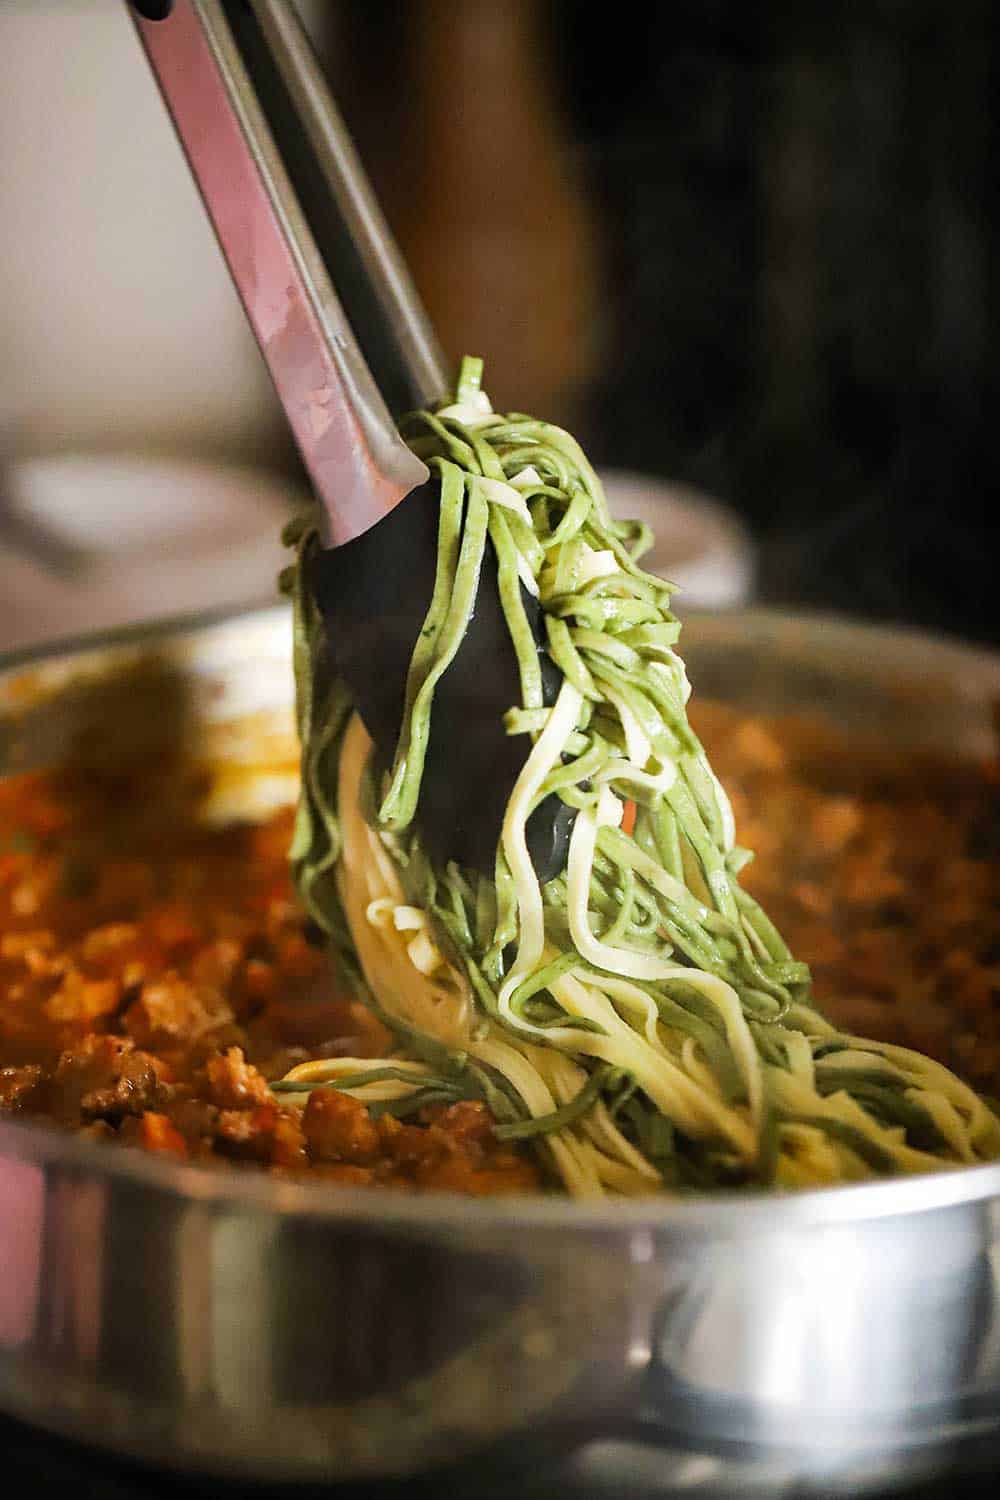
top-left (276, 358), bottom-right (1000, 1196)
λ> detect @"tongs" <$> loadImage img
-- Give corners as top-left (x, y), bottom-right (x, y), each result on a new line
top-left (128, 0), bottom-right (572, 879)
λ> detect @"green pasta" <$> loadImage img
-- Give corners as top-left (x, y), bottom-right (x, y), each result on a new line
top-left (277, 358), bottom-right (1000, 1196)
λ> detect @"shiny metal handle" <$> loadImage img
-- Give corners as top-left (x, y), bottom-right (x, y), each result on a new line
top-left (247, 0), bottom-right (450, 413)
top-left (128, 0), bottom-right (427, 547)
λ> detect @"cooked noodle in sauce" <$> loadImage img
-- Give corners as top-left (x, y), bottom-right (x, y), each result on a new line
top-left (2, 363), bottom-right (997, 1194)
top-left (276, 360), bottom-right (1000, 1195)
top-left (1, 700), bottom-right (996, 1190)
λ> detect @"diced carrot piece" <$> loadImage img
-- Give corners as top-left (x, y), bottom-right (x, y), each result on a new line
top-left (137, 1112), bottom-right (187, 1158)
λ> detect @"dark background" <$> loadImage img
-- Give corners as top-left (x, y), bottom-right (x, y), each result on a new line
top-left (329, 0), bottom-right (998, 646)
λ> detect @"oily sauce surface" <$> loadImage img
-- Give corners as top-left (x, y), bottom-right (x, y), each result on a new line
top-left (0, 708), bottom-right (997, 1188)
top-left (0, 758), bottom-right (536, 1193)
top-left (693, 703), bottom-right (1000, 1097)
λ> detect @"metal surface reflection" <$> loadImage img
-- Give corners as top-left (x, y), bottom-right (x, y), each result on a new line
top-left (647, 1207), bottom-right (999, 1445)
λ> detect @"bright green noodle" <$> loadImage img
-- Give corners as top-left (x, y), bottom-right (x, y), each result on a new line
top-left (278, 358), bottom-right (1000, 1197)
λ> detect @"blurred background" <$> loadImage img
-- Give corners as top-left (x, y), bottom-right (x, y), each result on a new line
top-left (1, 0), bottom-right (996, 649)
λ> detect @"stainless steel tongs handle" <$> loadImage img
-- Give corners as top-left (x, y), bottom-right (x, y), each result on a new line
top-left (242, 1), bottom-right (448, 415)
top-left (128, 0), bottom-right (449, 547)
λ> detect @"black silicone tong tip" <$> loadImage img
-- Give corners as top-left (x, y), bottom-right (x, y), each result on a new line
top-left (309, 479), bottom-right (575, 883)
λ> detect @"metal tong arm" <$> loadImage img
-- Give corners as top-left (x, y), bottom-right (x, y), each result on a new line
top-left (128, 0), bottom-right (442, 547)
top-left (241, 0), bottom-right (448, 416)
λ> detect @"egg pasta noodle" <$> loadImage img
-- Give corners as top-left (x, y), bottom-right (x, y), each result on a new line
top-left (275, 358), bottom-right (1000, 1195)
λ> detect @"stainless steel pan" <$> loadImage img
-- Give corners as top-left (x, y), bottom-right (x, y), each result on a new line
top-left (1, 604), bottom-right (999, 1494)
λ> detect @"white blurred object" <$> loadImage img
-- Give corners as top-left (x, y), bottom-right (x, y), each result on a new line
top-left (0, 456), bottom-right (299, 653)
top-left (0, 2), bottom-right (328, 466)
top-left (600, 470), bottom-right (755, 609)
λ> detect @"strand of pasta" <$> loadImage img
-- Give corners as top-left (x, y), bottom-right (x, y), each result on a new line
top-left (278, 359), bottom-right (1000, 1194)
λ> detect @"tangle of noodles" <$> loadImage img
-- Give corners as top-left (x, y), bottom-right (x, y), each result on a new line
top-left (274, 357), bottom-right (1000, 1196)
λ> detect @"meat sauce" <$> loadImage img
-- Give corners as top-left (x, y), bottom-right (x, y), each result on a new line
top-left (694, 703), bottom-right (1000, 1098)
top-left (0, 762), bottom-right (537, 1194)
top-left (0, 709), bottom-right (997, 1190)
